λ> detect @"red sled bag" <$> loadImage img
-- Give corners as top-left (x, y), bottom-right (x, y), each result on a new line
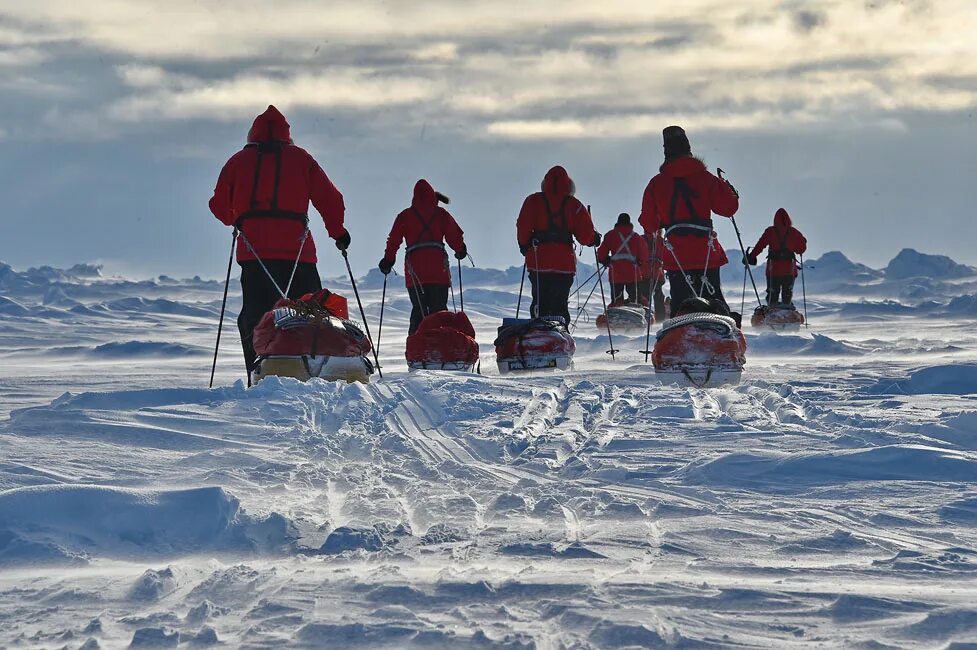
top-left (251, 290), bottom-right (374, 384)
top-left (495, 317), bottom-right (575, 374)
top-left (406, 311), bottom-right (479, 371)
top-left (653, 313), bottom-right (746, 387)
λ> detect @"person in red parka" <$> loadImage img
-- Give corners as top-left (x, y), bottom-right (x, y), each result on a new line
top-left (516, 166), bottom-right (600, 325)
top-left (209, 105), bottom-right (349, 382)
top-left (638, 230), bottom-right (668, 321)
top-left (639, 126), bottom-right (739, 318)
top-left (597, 213), bottom-right (649, 305)
top-left (746, 208), bottom-right (808, 306)
top-left (379, 180), bottom-right (467, 334)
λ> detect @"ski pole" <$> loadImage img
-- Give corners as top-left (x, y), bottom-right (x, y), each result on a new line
top-left (457, 258), bottom-right (465, 312)
top-left (567, 268), bottom-right (600, 300)
top-left (376, 274), bottom-right (387, 365)
top-left (210, 228), bottom-right (238, 388)
top-left (717, 168), bottom-right (763, 305)
top-left (595, 247), bottom-right (618, 359)
top-left (800, 253), bottom-right (809, 328)
top-left (571, 266), bottom-right (603, 331)
top-left (515, 260), bottom-right (527, 319)
top-left (740, 260), bottom-right (747, 316)
top-left (641, 274), bottom-right (656, 363)
top-left (341, 250), bottom-right (382, 379)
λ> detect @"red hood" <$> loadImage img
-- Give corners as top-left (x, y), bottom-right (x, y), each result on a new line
top-left (660, 156), bottom-right (707, 177)
top-left (774, 207), bottom-right (792, 231)
top-left (541, 165), bottom-right (574, 202)
top-left (248, 105), bottom-right (292, 144)
top-left (412, 179), bottom-right (438, 217)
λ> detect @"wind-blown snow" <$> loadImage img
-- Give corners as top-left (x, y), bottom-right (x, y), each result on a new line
top-left (1, 250), bottom-right (976, 648)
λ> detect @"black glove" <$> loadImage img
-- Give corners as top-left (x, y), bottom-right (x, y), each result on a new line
top-left (748, 254), bottom-right (758, 266)
top-left (454, 244), bottom-right (468, 260)
top-left (378, 258), bottom-right (394, 275)
top-left (335, 229), bottom-right (351, 251)
top-left (592, 231), bottom-right (602, 247)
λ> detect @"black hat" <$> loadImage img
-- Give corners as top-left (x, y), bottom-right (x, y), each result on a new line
top-left (663, 125), bottom-right (691, 159)
top-left (616, 213), bottom-right (631, 226)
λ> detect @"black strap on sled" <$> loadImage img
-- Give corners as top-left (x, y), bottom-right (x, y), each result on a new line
top-left (235, 131), bottom-right (309, 228)
top-left (664, 177), bottom-right (713, 237)
top-left (532, 194), bottom-right (573, 245)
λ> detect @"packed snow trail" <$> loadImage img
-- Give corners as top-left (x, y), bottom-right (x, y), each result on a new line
top-left (1, 256), bottom-right (977, 648)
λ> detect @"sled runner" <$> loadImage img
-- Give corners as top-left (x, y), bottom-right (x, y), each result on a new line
top-left (495, 317), bottom-right (575, 374)
top-left (596, 301), bottom-right (649, 334)
top-left (653, 312), bottom-right (746, 388)
top-left (251, 290), bottom-right (375, 384)
top-left (406, 311), bottom-right (479, 372)
top-left (751, 304), bottom-right (804, 331)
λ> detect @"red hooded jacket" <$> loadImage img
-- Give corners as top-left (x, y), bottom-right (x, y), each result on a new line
top-left (209, 106), bottom-right (346, 263)
top-left (383, 180), bottom-right (466, 287)
top-left (517, 166), bottom-right (597, 274)
top-left (752, 208), bottom-right (808, 277)
top-left (597, 223), bottom-right (649, 285)
top-left (639, 157), bottom-right (739, 271)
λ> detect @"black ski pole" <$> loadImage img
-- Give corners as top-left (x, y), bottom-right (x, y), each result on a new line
top-left (571, 265), bottom-right (604, 330)
top-left (717, 168), bottom-right (763, 305)
top-left (567, 268), bottom-right (600, 300)
top-left (800, 253), bottom-right (809, 328)
top-left (457, 258), bottom-right (465, 312)
top-left (740, 259), bottom-right (748, 316)
top-left (341, 250), bottom-right (382, 379)
top-left (376, 274), bottom-right (387, 365)
top-left (595, 247), bottom-right (618, 359)
top-left (515, 260), bottom-right (527, 319)
top-left (641, 275), bottom-right (656, 362)
top-left (210, 229), bottom-right (238, 388)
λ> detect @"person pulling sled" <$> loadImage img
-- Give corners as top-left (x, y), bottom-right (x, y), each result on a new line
top-left (639, 126), bottom-right (740, 321)
top-left (516, 165), bottom-right (600, 325)
top-left (378, 180), bottom-right (467, 335)
top-left (745, 208), bottom-right (808, 330)
top-left (597, 213), bottom-right (649, 306)
top-left (208, 105), bottom-right (351, 385)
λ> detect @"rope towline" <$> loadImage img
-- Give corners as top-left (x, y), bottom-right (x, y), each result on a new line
top-left (238, 227), bottom-right (310, 300)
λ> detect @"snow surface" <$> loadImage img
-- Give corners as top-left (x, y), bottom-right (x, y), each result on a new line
top-left (1, 250), bottom-right (976, 649)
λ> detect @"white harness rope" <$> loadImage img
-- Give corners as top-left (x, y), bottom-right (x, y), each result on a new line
top-left (239, 226), bottom-right (310, 299)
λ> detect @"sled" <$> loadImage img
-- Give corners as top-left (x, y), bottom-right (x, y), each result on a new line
top-left (596, 302), bottom-right (649, 334)
top-left (252, 354), bottom-right (374, 384)
top-left (495, 317), bottom-right (575, 374)
top-left (653, 312), bottom-right (746, 388)
top-left (405, 311), bottom-right (479, 373)
top-left (751, 304), bottom-right (804, 331)
top-left (251, 290), bottom-right (375, 385)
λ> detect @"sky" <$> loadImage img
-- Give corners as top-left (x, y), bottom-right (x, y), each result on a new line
top-left (1, 0), bottom-right (976, 279)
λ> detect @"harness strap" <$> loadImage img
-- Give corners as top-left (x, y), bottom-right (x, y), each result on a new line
top-left (666, 177), bottom-right (713, 236)
top-left (533, 194), bottom-right (573, 244)
top-left (609, 231), bottom-right (638, 263)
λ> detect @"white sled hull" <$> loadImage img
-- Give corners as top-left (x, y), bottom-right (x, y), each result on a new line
top-left (497, 355), bottom-right (573, 375)
top-left (655, 366), bottom-right (742, 388)
top-left (407, 361), bottom-right (476, 372)
top-left (252, 355), bottom-right (373, 384)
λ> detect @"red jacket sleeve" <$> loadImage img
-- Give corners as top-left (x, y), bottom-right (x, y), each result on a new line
top-left (516, 196), bottom-right (535, 248)
top-left (596, 230), bottom-right (614, 261)
top-left (569, 199), bottom-right (597, 246)
top-left (790, 229), bottom-right (808, 255)
top-left (209, 158), bottom-right (238, 226)
top-left (309, 160), bottom-right (346, 239)
top-left (383, 213), bottom-right (406, 261)
top-left (638, 180), bottom-right (661, 234)
top-left (441, 210), bottom-right (465, 253)
top-left (752, 228), bottom-right (773, 255)
top-left (710, 175), bottom-right (739, 218)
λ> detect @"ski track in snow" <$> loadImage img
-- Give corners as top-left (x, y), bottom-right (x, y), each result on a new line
top-left (1, 257), bottom-right (977, 648)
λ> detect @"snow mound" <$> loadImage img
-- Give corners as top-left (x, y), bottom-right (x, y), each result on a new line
top-left (0, 295), bottom-right (30, 317)
top-left (686, 445), bottom-right (977, 489)
top-left (943, 294), bottom-right (977, 316)
top-left (0, 485), bottom-right (295, 564)
top-left (807, 251), bottom-right (883, 282)
top-left (748, 332), bottom-right (864, 356)
top-left (103, 297), bottom-right (216, 318)
top-left (867, 364), bottom-right (977, 395)
top-left (885, 248), bottom-right (976, 281)
top-left (88, 340), bottom-right (206, 358)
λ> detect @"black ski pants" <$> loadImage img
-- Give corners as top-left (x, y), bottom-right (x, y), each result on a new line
top-left (529, 271), bottom-right (575, 326)
top-left (767, 275), bottom-right (795, 306)
top-left (610, 282), bottom-right (641, 304)
top-left (408, 284), bottom-right (450, 334)
top-left (638, 278), bottom-right (668, 322)
top-left (238, 260), bottom-right (322, 381)
top-left (666, 268), bottom-right (730, 318)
